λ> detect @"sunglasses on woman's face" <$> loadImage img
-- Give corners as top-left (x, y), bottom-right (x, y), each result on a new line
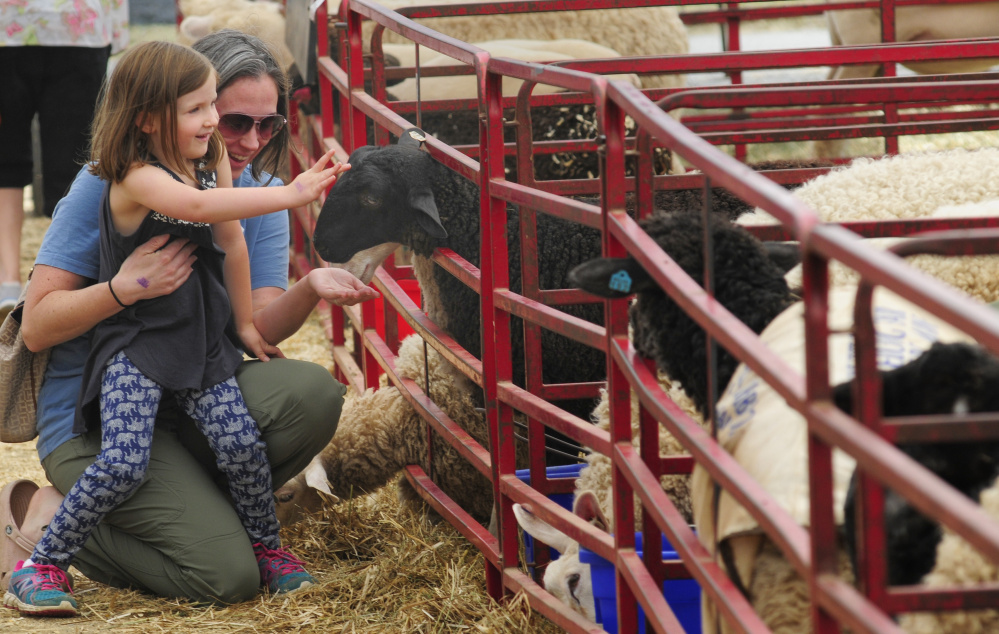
top-left (218, 113), bottom-right (287, 139)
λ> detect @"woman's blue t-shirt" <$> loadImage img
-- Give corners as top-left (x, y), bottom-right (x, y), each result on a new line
top-left (33, 165), bottom-right (289, 461)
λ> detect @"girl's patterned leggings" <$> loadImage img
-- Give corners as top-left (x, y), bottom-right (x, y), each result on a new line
top-left (32, 351), bottom-right (281, 569)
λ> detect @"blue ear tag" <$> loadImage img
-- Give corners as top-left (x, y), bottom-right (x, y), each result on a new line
top-left (609, 270), bottom-right (632, 293)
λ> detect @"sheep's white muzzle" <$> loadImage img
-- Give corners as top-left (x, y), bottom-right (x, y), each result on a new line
top-left (329, 243), bottom-right (402, 284)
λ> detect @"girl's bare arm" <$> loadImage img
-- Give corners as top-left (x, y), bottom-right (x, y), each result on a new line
top-left (117, 149), bottom-right (348, 226)
top-left (214, 221), bottom-right (281, 361)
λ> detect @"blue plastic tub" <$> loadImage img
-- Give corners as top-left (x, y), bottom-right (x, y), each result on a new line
top-left (579, 532), bottom-right (701, 633)
top-left (514, 463), bottom-right (583, 570)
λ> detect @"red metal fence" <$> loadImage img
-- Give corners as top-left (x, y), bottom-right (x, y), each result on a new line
top-left (283, 1), bottom-right (999, 632)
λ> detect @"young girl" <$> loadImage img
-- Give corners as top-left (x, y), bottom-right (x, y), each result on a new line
top-left (3, 41), bottom-right (346, 616)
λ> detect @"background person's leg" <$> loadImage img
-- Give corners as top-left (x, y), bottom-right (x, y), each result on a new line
top-left (37, 46), bottom-right (110, 218)
top-left (0, 47), bottom-right (35, 293)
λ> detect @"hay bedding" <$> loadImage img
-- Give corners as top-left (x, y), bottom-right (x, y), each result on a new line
top-left (2, 211), bottom-right (560, 633)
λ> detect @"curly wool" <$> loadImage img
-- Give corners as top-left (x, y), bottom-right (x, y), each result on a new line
top-left (628, 212), bottom-right (797, 417)
top-left (740, 148), bottom-right (999, 226)
top-left (313, 334), bottom-right (519, 523)
top-left (576, 371), bottom-right (706, 528)
top-left (785, 237), bottom-right (999, 304)
top-left (404, 103), bottom-right (675, 182)
top-left (735, 538), bottom-right (855, 634)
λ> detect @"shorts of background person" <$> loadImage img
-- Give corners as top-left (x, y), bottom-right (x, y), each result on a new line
top-left (0, 46), bottom-right (111, 218)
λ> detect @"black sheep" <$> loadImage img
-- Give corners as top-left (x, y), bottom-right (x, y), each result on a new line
top-left (569, 210), bottom-right (999, 595)
top-left (314, 128), bottom-right (610, 458)
top-left (401, 103), bottom-right (673, 181)
top-left (834, 342), bottom-right (999, 586)
top-left (568, 210), bottom-right (797, 417)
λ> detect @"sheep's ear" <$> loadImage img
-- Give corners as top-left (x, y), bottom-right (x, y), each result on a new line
top-left (573, 491), bottom-right (610, 533)
top-left (409, 187), bottom-right (448, 238)
top-left (763, 241), bottom-right (801, 274)
top-left (568, 257), bottom-right (655, 298)
top-left (303, 456), bottom-right (337, 499)
top-left (179, 15), bottom-right (213, 41)
top-left (399, 127), bottom-right (427, 148)
top-left (512, 503), bottom-right (575, 553)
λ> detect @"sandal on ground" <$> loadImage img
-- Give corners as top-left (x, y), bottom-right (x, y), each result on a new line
top-left (1, 479), bottom-right (39, 592)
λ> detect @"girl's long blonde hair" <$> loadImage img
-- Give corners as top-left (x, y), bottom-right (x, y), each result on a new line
top-left (89, 40), bottom-right (225, 184)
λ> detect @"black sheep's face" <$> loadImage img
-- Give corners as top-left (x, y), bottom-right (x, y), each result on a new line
top-left (314, 143), bottom-right (447, 283)
top-left (833, 341), bottom-right (999, 418)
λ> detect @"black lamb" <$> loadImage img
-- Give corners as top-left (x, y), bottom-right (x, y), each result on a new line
top-left (314, 128), bottom-right (611, 461)
top-left (834, 342), bottom-right (999, 587)
top-left (568, 210), bottom-right (797, 418)
top-left (568, 210), bottom-right (999, 594)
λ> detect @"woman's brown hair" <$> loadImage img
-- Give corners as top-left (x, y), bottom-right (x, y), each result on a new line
top-left (89, 41), bottom-right (225, 184)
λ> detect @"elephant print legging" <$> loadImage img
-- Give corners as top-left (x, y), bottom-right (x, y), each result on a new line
top-left (32, 351), bottom-right (282, 570)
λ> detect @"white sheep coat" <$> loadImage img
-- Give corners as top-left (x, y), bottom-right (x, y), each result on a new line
top-left (692, 286), bottom-right (974, 632)
top-left (826, 3), bottom-right (999, 80)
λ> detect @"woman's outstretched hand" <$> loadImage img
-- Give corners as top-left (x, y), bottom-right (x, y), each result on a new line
top-left (288, 148), bottom-right (351, 205)
top-left (307, 267), bottom-right (380, 306)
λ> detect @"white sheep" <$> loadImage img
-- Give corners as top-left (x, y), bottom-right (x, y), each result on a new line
top-left (278, 333), bottom-right (523, 525)
top-left (363, 0), bottom-right (688, 91)
top-left (577, 373), bottom-right (704, 528)
top-left (511, 372), bottom-right (705, 626)
top-left (386, 38), bottom-right (642, 102)
top-left (511, 490), bottom-right (608, 621)
top-left (826, 3), bottom-right (999, 81)
top-left (783, 201), bottom-right (999, 303)
top-left (740, 148), bottom-right (999, 227)
top-left (176, 0), bottom-right (294, 70)
top-left (739, 148), bottom-right (999, 304)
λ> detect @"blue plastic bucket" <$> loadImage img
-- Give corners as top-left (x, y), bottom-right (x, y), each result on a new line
top-left (579, 532), bottom-right (701, 633)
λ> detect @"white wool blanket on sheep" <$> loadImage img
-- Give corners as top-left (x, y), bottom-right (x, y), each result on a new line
top-left (739, 147), bottom-right (999, 226)
top-left (692, 287), bottom-right (974, 631)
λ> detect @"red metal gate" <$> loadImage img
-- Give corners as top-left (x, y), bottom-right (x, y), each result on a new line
top-left (285, 1), bottom-right (999, 631)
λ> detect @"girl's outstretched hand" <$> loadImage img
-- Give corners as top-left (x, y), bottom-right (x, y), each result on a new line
top-left (288, 148), bottom-right (351, 205)
top-left (238, 322), bottom-right (285, 362)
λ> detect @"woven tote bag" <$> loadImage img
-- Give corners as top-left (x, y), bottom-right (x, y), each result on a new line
top-left (0, 278), bottom-right (50, 443)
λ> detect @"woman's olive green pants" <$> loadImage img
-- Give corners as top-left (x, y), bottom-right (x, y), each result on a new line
top-left (41, 358), bottom-right (345, 604)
